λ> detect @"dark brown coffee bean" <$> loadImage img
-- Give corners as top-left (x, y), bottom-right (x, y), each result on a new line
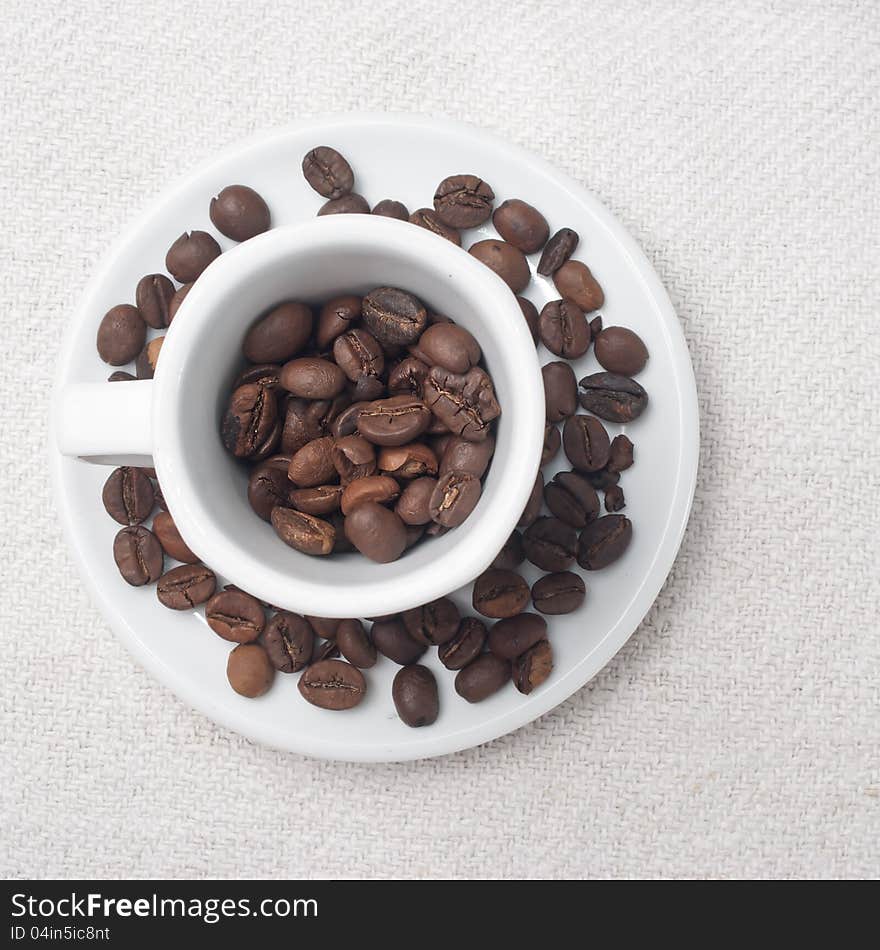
top-left (261, 611), bottom-right (314, 673)
top-left (244, 302), bottom-right (313, 363)
top-left (340, 475), bottom-right (400, 515)
top-left (429, 470), bottom-right (481, 527)
top-left (604, 484), bottom-right (626, 512)
top-left (233, 363), bottom-right (281, 390)
top-left (395, 477), bottom-right (438, 525)
top-left (156, 563), bottom-right (216, 609)
top-left (583, 467), bottom-right (620, 491)
top-left (378, 443), bottom-right (438, 479)
top-left (387, 356), bottom-right (429, 397)
top-left (531, 572), bottom-right (586, 615)
top-left (433, 174), bottom-right (494, 228)
top-left (362, 287), bottom-right (427, 346)
top-left (518, 472), bottom-right (544, 529)
top-left (335, 619), bottom-right (377, 669)
top-left (492, 199), bottom-right (549, 254)
top-left (522, 517), bottom-right (577, 571)
top-left (402, 597), bottom-right (460, 646)
top-left (541, 423), bottom-right (561, 466)
top-left (312, 639), bottom-right (342, 662)
top-left (332, 435), bottom-right (376, 484)
top-left (152, 510), bottom-right (199, 563)
top-left (349, 375), bottom-right (385, 401)
top-left (372, 199), bottom-right (409, 220)
top-left (404, 524), bottom-right (426, 549)
top-left (271, 507), bottom-right (335, 555)
top-left (371, 617), bottom-right (426, 665)
top-left (96, 304), bottom-right (146, 365)
top-left (590, 315), bottom-right (603, 337)
top-left (424, 366), bottom-right (500, 442)
top-left (165, 231), bottom-right (221, 283)
top-left (209, 184), bottom-right (270, 241)
top-left (537, 228), bottom-right (579, 276)
top-left (357, 395), bottom-right (431, 446)
top-left (577, 515), bottom-right (632, 570)
top-left (102, 466), bottom-right (154, 525)
top-left (415, 323), bottom-right (481, 373)
top-left (113, 526), bottom-right (163, 586)
top-left (473, 569), bottom-right (530, 618)
top-left (393, 665), bottom-right (439, 727)
top-left (298, 659), bottom-right (366, 710)
top-left (488, 612), bottom-right (547, 660)
top-left (227, 643), bottom-right (274, 697)
top-left (542, 361), bottom-right (578, 422)
top-left (317, 193), bottom-right (370, 215)
top-left (512, 640), bottom-right (553, 694)
top-left (302, 146), bottom-right (354, 199)
top-left (578, 372), bottom-right (648, 423)
top-left (249, 420), bottom-right (282, 462)
top-left (409, 207), bottom-right (462, 244)
top-left (553, 260), bottom-right (604, 312)
top-left (289, 484), bottom-right (343, 516)
top-left (563, 414), bottom-right (611, 472)
top-left (247, 464), bottom-right (290, 520)
top-left (167, 282), bottom-right (193, 323)
top-left (330, 401), bottom-right (368, 438)
top-left (282, 398), bottom-right (330, 454)
top-left (595, 326), bottom-right (648, 375)
top-left (517, 296), bottom-right (540, 342)
top-left (607, 434), bottom-right (634, 473)
top-left (438, 435), bottom-right (495, 479)
top-left (135, 274), bottom-right (175, 329)
top-left (492, 531), bottom-right (524, 571)
top-left (316, 294), bottom-right (361, 348)
top-left (135, 336), bottom-right (164, 379)
top-left (468, 239), bottom-right (530, 293)
top-left (330, 511), bottom-right (356, 553)
top-left (344, 502), bottom-right (407, 562)
top-left (438, 617), bottom-right (487, 670)
top-left (544, 471), bottom-right (599, 528)
top-left (280, 357), bottom-right (346, 399)
top-left (333, 328), bottom-right (384, 382)
top-left (221, 383), bottom-right (278, 458)
top-left (205, 589), bottom-right (265, 643)
top-left (455, 654), bottom-right (510, 703)
top-left (539, 298), bottom-right (591, 358)
top-left (305, 616), bottom-right (341, 640)
top-left (108, 371), bottom-right (136, 382)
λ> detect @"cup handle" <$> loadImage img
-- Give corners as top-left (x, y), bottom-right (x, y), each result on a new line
top-left (55, 380), bottom-right (154, 466)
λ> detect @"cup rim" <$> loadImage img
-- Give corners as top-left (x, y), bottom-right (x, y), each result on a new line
top-left (152, 215), bottom-right (544, 617)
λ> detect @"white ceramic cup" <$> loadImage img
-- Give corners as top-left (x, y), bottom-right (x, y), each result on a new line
top-left (55, 215), bottom-right (544, 618)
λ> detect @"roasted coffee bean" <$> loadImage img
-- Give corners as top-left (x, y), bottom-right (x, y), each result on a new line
top-left (492, 531), bottom-right (524, 571)
top-left (395, 477), bottom-right (438, 525)
top-left (433, 174), bottom-right (494, 228)
top-left (541, 423), bottom-right (561, 466)
top-left (280, 357), bottom-right (346, 399)
top-left (604, 484), bottom-right (626, 512)
top-left (302, 146), bottom-right (354, 199)
top-left (595, 326), bottom-right (648, 376)
top-left (518, 472), bottom-right (544, 529)
top-left (282, 398), bottom-right (329, 454)
top-left (271, 507), bottom-right (335, 555)
top-left (333, 328), bottom-right (384, 382)
top-left (152, 510), bottom-right (199, 563)
top-left (537, 228), bottom-right (579, 276)
top-left (430, 432), bottom-right (455, 459)
top-left (318, 193), bottom-right (370, 215)
top-left (135, 274), bottom-right (175, 329)
top-left (387, 356), bottom-right (429, 397)
top-left (243, 302), bottom-right (313, 363)
top-left (429, 470), bottom-right (481, 527)
top-left (578, 372), bottom-right (648, 423)
top-left (261, 611), bottom-right (314, 672)
top-left (590, 314), bottom-right (603, 337)
top-left (167, 282), bottom-right (193, 322)
top-left (522, 517), bottom-right (577, 571)
top-left (473, 569), bottom-right (530, 618)
top-left (577, 514), bottom-right (632, 570)
top-left (517, 296), bottom-right (540, 342)
top-left (209, 184), bottom-right (270, 241)
top-left (227, 643), bottom-right (274, 697)
top-left (415, 323), bottom-right (481, 373)
top-left (512, 640), bottom-right (553, 694)
top-left (349, 375), bottom-right (385, 401)
top-left (531, 572), bottom-right (586, 615)
top-left (372, 198), bottom-right (409, 219)
top-left (404, 524), bottom-right (426, 549)
top-left (102, 466), bottom-right (154, 525)
top-left (312, 639), bottom-right (341, 662)
top-left (539, 298), bottom-right (591, 359)
top-left (305, 616), bottom-right (341, 640)
top-left (455, 654), bottom-right (510, 703)
top-left (96, 304), bottom-right (146, 365)
top-left (362, 287), bottom-right (427, 346)
top-left (289, 484), bottom-right (343, 516)
top-left (488, 612), bottom-right (547, 660)
top-left (393, 665), bottom-right (439, 728)
top-left (357, 395), bottom-right (431, 446)
top-left (379, 443), bottom-right (438, 479)
top-left (583, 467), bottom-right (620, 490)
top-left (553, 260), bottom-right (604, 312)
top-left (332, 435), bottom-right (376, 484)
top-left (135, 336), bottom-right (164, 379)
top-left (468, 239), bottom-right (530, 293)
top-left (335, 619), bottom-right (377, 669)
top-left (108, 371), bottom-right (136, 382)
top-left (439, 434), bottom-right (495, 479)
top-left (340, 475), bottom-right (400, 515)
top-left (247, 465), bottom-right (289, 520)
top-left (330, 401), bottom-right (368, 438)
top-left (298, 659), bottom-right (366, 710)
top-left (205, 589), bottom-right (265, 643)
top-left (563, 414), bottom-right (611, 472)
top-left (112, 526), bottom-right (163, 586)
top-left (424, 366), bottom-right (500, 442)
top-left (542, 361), bottom-right (578, 422)
top-left (544, 470), bottom-right (599, 528)
top-left (156, 563), bottom-right (216, 609)
top-left (234, 363), bottom-right (281, 390)
top-left (402, 597), bottom-right (460, 646)
top-left (317, 294), bottom-right (361, 348)
top-left (371, 617), bottom-right (426, 665)
top-left (221, 383), bottom-right (278, 458)
top-left (165, 231), bottom-right (221, 283)
top-left (607, 434), bottom-right (634, 473)
top-left (438, 617), bottom-right (487, 670)
top-left (409, 207), bottom-right (462, 244)
top-left (493, 199), bottom-right (549, 254)
top-left (344, 502), bottom-right (407, 562)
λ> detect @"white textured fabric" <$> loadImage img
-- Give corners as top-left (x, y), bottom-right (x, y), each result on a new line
top-left (2, 0), bottom-right (879, 880)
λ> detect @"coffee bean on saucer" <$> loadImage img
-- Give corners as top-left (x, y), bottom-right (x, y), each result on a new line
top-left (518, 472), bottom-right (544, 529)
top-left (332, 435), bottom-right (377, 484)
top-left (531, 572), bottom-right (586, 614)
top-left (488, 612), bottom-right (547, 660)
top-left (393, 665), bottom-right (439, 728)
top-left (423, 367), bottom-right (500, 442)
top-left (302, 146), bottom-right (354, 199)
top-left (344, 502), bottom-right (407, 562)
top-left (541, 423), bottom-right (561, 466)
top-left (544, 470), bottom-right (599, 528)
top-left (335, 619), bottom-right (377, 669)
top-left (152, 510), bottom-right (199, 563)
top-left (244, 302), bottom-right (313, 363)
top-left (438, 617), bottom-right (487, 670)
top-left (205, 589), bottom-right (265, 643)
top-left (135, 274), bottom-right (175, 329)
top-left (563, 414), bottom-right (611, 472)
top-left (96, 304), bottom-right (146, 365)
top-left (221, 383), bottom-right (278, 458)
top-left (136, 336), bottom-right (164, 379)
top-left (371, 617), bottom-right (426, 665)
top-left (289, 484), bottom-right (343, 516)
top-left (271, 507), bottom-right (335, 555)
top-left (156, 563), bottom-right (216, 609)
top-left (312, 639), bottom-right (342, 662)
top-left (409, 208), bottom-right (462, 245)
top-left (415, 323), bottom-right (481, 373)
top-left (590, 315), bottom-right (603, 337)
top-left (402, 597), bottom-right (460, 646)
top-left (379, 443), bottom-right (438, 479)
top-left (299, 659), bottom-right (365, 710)
top-left (280, 357), bottom-right (347, 399)
top-left (112, 526), bottom-right (163, 586)
top-left (362, 287), bottom-right (428, 346)
top-left (318, 193), bottom-right (370, 215)
top-left (468, 239), bottom-right (530, 293)
top-left (439, 435), bottom-right (495, 479)
top-left (433, 174), bottom-right (494, 228)
top-left (305, 616), bottom-right (341, 640)
top-left (577, 514), bottom-right (632, 570)
top-left (168, 283), bottom-right (193, 323)
top-left (102, 466), bottom-right (154, 525)
top-left (492, 199), bottom-right (549, 254)
top-left (607, 434), bottom-right (634, 473)
top-left (454, 654), bottom-right (510, 703)
top-left (108, 371), bottom-right (136, 382)
top-left (372, 199), bottom-right (409, 220)
top-left (512, 640), bottom-right (553, 694)
top-left (340, 475), bottom-right (400, 514)
top-left (227, 643), bottom-right (274, 698)
top-left (578, 372), bottom-right (648, 423)
top-left (165, 231), bottom-right (221, 283)
top-left (517, 296), bottom-right (540, 342)
top-left (492, 530), bottom-right (524, 570)
top-left (604, 484), bottom-right (626, 511)
top-left (357, 395), bottom-right (431, 446)
top-left (539, 298), bottom-right (591, 359)
top-left (429, 470), bottom-right (481, 527)
top-left (583, 466), bottom-right (620, 491)
top-left (594, 326), bottom-right (648, 376)
top-left (552, 260), bottom-right (604, 312)
top-left (395, 477), bottom-right (438, 525)
top-left (472, 569), bottom-right (530, 618)
top-left (542, 361), bottom-right (578, 422)
top-left (261, 611), bottom-right (314, 673)
top-left (522, 517), bottom-right (577, 571)
top-left (537, 228), bottom-right (579, 276)
top-left (209, 185), bottom-right (270, 241)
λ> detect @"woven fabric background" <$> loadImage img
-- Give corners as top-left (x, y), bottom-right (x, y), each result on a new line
top-left (2, 0), bottom-right (878, 880)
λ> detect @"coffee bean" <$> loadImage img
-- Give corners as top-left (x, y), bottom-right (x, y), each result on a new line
top-left (335, 619), bottom-right (377, 669)
top-left (135, 336), bottom-right (164, 379)
top-left (539, 298), bottom-right (591, 358)
top-left (590, 314), bottom-right (603, 336)
top-left (372, 199), bottom-right (409, 219)
top-left (468, 239), bottom-right (530, 293)
top-left (316, 295), bottom-right (361, 348)
top-left (102, 466), bottom-right (154, 525)
top-left (518, 472), bottom-right (544, 529)
top-left (245, 464), bottom-right (288, 520)
top-left (492, 199), bottom-right (549, 254)
top-left (415, 323), bottom-right (481, 373)
top-left (152, 510), bottom-right (199, 563)
top-left (577, 514), bottom-right (632, 570)
top-left (393, 665), bottom-right (439, 728)
top-left (227, 643), bottom-right (274, 698)
top-left (583, 467), bottom-right (620, 491)
top-left (541, 423), bottom-right (561, 466)
top-left (553, 260), bottom-right (604, 312)
top-left (517, 296), bottom-right (540, 342)
top-left (305, 616), bottom-right (341, 640)
top-left (607, 434), bottom-right (634, 473)
top-left (289, 484), bottom-right (343, 516)
top-left (409, 208), bottom-right (462, 245)
top-left (472, 569), bottom-right (530, 618)
top-left (340, 475), bottom-right (400, 514)
top-left (233, 363), bottom-right (281, 390)
top-left (492, 530), bottom-right (524, 570)
top-left (378, 443), bottom-right (438, 479)
top-left (168, 282), bottom-right (193, 323)
top-left (312, 639), bottom-right (342, 662)
top-left (531, 572), bottom-right (586, 614)
top-left (271, 507), bottom-right (335, 555)
top-left (333, 328), bottom-right (384, 383)
top-left (402, 597), bottom-right (460, 646)
top-left (108, 371), bottom-right (136, 382)
top-left (298, 658), bottom-right (365, 710)
top-left (542, 361), bottom-right (578, 422)
top-left (429, 470), bottom-right (481, 527)
top-left (439, 435), bottom-right (495, 479)
top-left (522, 517), bottom-right (577, 571)
top-left (331, 435), bottom-right (376, 484)
top-left (488, 612), bottom-right (547, 660)
top-left (578, 372), bottom-right (648, 423)
top-left (165, 231), bottom-right (221, 283)
top-left (544, 470), bottom-right (599, 528)
top-left (156, 563), bottom-right (216, 609)
top-left (424, 366), bottom-right (500, 442)
top-left (135, 274), bottom-right (175, 329)
top-left (302, 146), bottom-right (354, 199)
top-left (562, 414), bottom-right (611, 472)
top-left (205, 589), bottom-right (265, 643)
top-left (537, 228), bottom-right (579, 276)
top-left (221, 383), bottom-right (278, 458)
top-left (438, 617), bottom-right (487, 670)
top-left (604, 484), bottom-right (626, 512)
top-left (362, 287), bottom-right (427, 346)
top-left (244, 302), bottom-right (313, 363)
top-left (371, 617), bottom-right (426, 664)
top-left (395, 477), bottom-right (438, 525)
top-left (261, 611), bottom-right (314, 672)
top-left (209, 185), bottom-right (270, 241)
top-left (357, 395), bottom-right (431, 446)
top-left (387, 356), bottom-right (429, 397)
top-left (512, 640), bottom-right (553, 694)
top-left (318, 193), bottom-right (370, 215)
top-left (404, 524), bottom-right (426, 549)
top-left (280, 357), bottom-right (347, 399)
top-left (282, 398), bottom-right (329, 454)
top-left (96, 304), bottom-right (146, 365)
top-left (433, 174), bottom-right (494, 228)
top-left (595, 326), bottom-right (648, 376)
top-left (455, 654), bottom-right (510, 703)
top-left (112, 526), bottom-right (163, 586)
top-left (344, 502), bottom-right (407, 562)
top-left (330, 401), bottom-right (368, 438)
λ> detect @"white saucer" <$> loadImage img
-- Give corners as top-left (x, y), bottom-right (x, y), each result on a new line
top-left (50, 114), bottom-right (699, 762)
